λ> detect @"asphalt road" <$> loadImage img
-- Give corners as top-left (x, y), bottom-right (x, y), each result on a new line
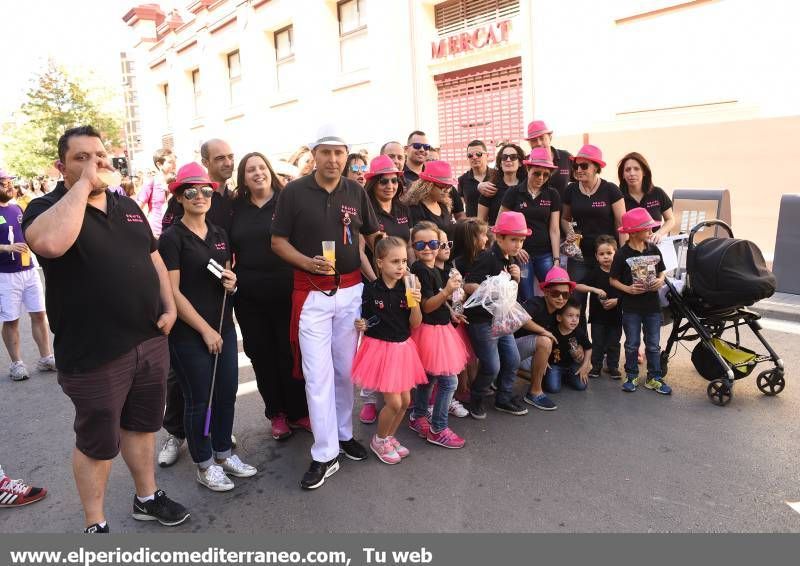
top-left (1, 313), bottom-right (798, 533)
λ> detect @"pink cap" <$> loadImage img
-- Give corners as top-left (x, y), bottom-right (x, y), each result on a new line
top-left (522, 147), bottom-right (557, 169)
top-left (419, 160), bottom-right (457, 187)
top-left (525, 120), bottom-right (553, 140)
top-left (491, 211), bottom-right (532, 237)
top-left (539, 266), bottom-right (576, 291)
top-left (168, 162), bottom-right (219, 194)
top-left (618, 207), bottom-right (661, 234)
top-left (571, 144), bottom-right (606, 168)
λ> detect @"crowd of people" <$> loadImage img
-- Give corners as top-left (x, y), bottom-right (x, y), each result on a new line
top-left (0, 119), bottom-right (678, 531)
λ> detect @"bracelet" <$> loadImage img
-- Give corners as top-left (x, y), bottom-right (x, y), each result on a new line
top-left (228, 286), bottom-right (238, 295)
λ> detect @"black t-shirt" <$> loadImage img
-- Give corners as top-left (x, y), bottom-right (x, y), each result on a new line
top-left (22, 183), bottom-right (161, 372)
top-left (515, 296), bottom-right (558, 339)
top-left (229, 194), bottom-right (291, 298)
top-left (372, 200), bottom-right (411, 242)
top-left (159, 220), bottom-right (235, 342)
top-left (547, 147), bottom-right (574, 201)
top-left (403, 165), bottom-right (420, 188)
top-left (609, 243), bottom-right (666, 314)
top-left (581, 266), bottom-right (622, 324)
top-left (458, 168), bottom-right (490, 218)
top-left (478, 177), bottom-right (522, 226)
top-left (501, 185), bottom-right (561, 255)
top-left (622, 186), bottom-right (673, 222)
top-left (550, 326), bottom-right (592, 368)
top-left (161, 188), bottom-right (234, 236)
top-left (361, 278), bottom-right (413, 342)
top-left (271, 174), bottom-right (379, 274)
top-left (411, 261), bottom-right (450, 326)
top-left (464, 242), bottom-right (515, 324)
top-left (408, 202), bottom-right (456, 238)
top-left (563, 179), bottom-right (624, 265)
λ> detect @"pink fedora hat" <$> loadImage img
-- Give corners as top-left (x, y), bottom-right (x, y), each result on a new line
top-left (491, 211), bottom-right (532, 237)
top-left (364, 155), bottom-right (402, 180)
top-left (0, 168), bottom-right (16, 180)
top-left (419, 160), bottom-right (457, 187)
top-left (618, 207), bottom-right (661, 234)
top-left (522, 147), bottom-right (558, 169)
top-left (539, 266), bottom-right (576, 291)
top-left (168, 162), bottom-right (219, 194)
top-left (570, 144), bottom-right (606, 168)
top-left (525, 120), bottom-right (553, 140)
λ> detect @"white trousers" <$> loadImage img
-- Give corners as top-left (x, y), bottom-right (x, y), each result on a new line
top-left (299, 283), bottom-right (362, 462)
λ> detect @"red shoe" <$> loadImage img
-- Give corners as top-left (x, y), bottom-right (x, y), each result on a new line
top-left (288, 416), bottom-right (312, 433)
top-left (0, 476), bottom-right (47, 507)
top-left (270, 414), bottom-right (292, 441)
top-left (359, 403), bottom-right (378, 424)
top-left (408, 415), bottom-right (430, 438)
top-left (426, 427), bottom-right (465, 449)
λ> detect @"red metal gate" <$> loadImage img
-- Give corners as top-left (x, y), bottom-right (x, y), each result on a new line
top-left (436, 57), bottom-right (523, 174)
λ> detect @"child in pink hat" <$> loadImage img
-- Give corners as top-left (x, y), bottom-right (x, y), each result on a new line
top-left (609, 208), bottom-right (671, 394)
top-left (462, 211), bottom-right (530, 420)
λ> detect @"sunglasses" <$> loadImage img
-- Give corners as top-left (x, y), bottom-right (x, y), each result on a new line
top-left (183, 186), bottom-right (214, 200)
top-left (412, 239), bottom-right (441, 251)
top-left (501, 154), bottom-right (520, 161)
top-left (529, 170), bottom-right (551, 179)
top-left (308, 269), bottom-right (341, 297)
top-left (350, 164), bottom-right (367, 173)
top-left (547, 290), bottom-right (571, 300)
top-left (439, 241), bottom-right (454, 250)
top-left (378, 177), bottom-right (399, 186)
top-left (467, 151), bottom-right (484, 158)
top-left (410, 143), bottom-right (432, 151)
top-left (573, 162), bottom-right (591, 171)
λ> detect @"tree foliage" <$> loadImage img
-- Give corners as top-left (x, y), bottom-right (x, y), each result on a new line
top-left (2, 61), bottom-right (123, 178)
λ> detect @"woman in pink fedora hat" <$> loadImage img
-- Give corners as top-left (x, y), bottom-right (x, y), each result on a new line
top-left (617, 152), bottom-right (675, 244)
top-left (524, 120), bottom-right (574, 199)
top-left (498, 147), bottom-right (562, 301)
top-left (401, 160), bottom-right (458, 239)
top-left (562, 144), bottom-right (626, 318)
top-left (477, 143), bottom-right (526, 226)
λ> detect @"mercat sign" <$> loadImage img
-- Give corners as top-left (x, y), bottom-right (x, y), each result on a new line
top-left (431, 20), bottom-right (511, 59)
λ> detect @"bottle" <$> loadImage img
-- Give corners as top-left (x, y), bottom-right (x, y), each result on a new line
top-left (7, 226), bottom-right (14, 260)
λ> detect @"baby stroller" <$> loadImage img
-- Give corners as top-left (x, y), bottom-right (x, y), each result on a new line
top-left (661, 220), bottom-right (784, 405)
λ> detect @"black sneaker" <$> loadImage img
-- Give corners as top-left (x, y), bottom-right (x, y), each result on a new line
top-left (132, 490), bottom-right (190, 526)
top-left (607, 367), bottom-right (622, 380)
top-left (84, 523), bottom-right (109, 533)
top-left (468, 397), bottom-right (486, 420)
top-left (494, 397), bottom-right (529, 416)
top-left (300, 457), bottom-right (339, 490)
top-left (339, 438), bottom-right (368, 461)
top-left (588, 367), bottom-right (601, 379)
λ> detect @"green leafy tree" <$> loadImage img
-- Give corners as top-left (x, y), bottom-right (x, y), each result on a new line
top-left (2, 61), bottom-right (123, 177)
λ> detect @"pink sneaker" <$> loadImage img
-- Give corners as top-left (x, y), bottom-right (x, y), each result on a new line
top-left (426, 427), bottom-right (465, 449)
top-left (388, 436), bottom-right (410, 458)
top-left (370, 435), bottom-right (401, 465)
top-left (288, 416), bottom-right (312, 433)
top-left (270, 414), bottom-right (292, 440)
top-left (359, 403), bottom-right (378, 424)
top-left (408, 416), bottom-right (430, 438)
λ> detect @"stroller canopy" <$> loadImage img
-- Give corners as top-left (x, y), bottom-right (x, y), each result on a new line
top-left (688, 238), bottom-right (776, 307)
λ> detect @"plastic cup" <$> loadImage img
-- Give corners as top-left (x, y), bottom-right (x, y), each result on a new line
top-left (20, 250), bottom-right (31, 267)
top-left (97, 169), bottom-right (122, 188)
top-left (322, 241), bottom-right (336, 272)
top-left (404, 274), bottom-right (418, 308)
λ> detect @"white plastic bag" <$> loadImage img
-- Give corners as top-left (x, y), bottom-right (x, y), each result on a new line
top-left (463, 272), bottom-right (531, 337)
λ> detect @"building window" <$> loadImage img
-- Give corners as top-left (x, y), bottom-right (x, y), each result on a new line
top-left (338, 0), bottom-right (367, 73)
top-left (162, 83), bottom-right (171, 130)
top-left (274, 26), bottom-right (295, 91)
top-left (191, 69), bottom-right (202, 117)
top-left (227, 50), bottom-right (242, 107)
top-left (435, 0), bottom-right (520, 36)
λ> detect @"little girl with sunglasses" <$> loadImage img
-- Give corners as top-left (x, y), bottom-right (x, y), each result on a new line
top-left (408, 221), bottom-right (469, 449)
top-left (351, 237), bottom-right (427, 464)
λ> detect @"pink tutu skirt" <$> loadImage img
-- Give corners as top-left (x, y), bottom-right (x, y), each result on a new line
top-left (411, 323), bottom-right (470, 376)
top-left (352, 337), bottom-right (428, 393)
top-left (454, 323), bottom-right (476, 364)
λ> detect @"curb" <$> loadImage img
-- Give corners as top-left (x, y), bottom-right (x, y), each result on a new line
top-left (751, 295), bottom-right (800, 324)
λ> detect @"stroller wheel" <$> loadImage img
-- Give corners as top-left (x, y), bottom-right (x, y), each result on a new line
top-left (756, 369), bottom-right (785, 396)
top-left (660, 350), bottom-right (670, 377)
top-left (707, 379), bottom-right (732, 406)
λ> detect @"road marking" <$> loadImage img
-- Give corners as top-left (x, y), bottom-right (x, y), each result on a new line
top-left (787, 501), bottom-right (800, 515)
top-left (759, 318), bottom-right (800, 336)
top-left (237, 351), bottom-right (251, 368)
top-left (237, 379), bottom-right (259, 398)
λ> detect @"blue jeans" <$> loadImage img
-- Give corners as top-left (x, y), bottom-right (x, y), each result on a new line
top-left (467, 322), bottom-right (521, 403)
top-left (412, 374), bottom-right (457, 432)
top-left (622, 312), bottom-right (662, 379)
top-left (543, 364), bottom-right (588, 393)
top-left (169, 327), bottom-right (239, 467)
top-left (519, 252), bottom-right (554, 301)
top-left (590, 322), bottom-right (622, 371)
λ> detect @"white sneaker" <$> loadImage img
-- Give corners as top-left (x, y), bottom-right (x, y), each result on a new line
top-left (158, 435), bottom-right (184, 467)
top-left (9, 361), bottom-right (29, 382)
top-left (449, 399), bottom-right (469, 418)
top-left (196, 464), bottom-right (234, 492)
top-left (219, 455), bottom-right (257, 478)
top-left (35, 355), bottom-right (57, 372)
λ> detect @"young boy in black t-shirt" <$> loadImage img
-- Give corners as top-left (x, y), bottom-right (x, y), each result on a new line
top-left (543, 299), bottom-right (592, 393)
top-left (575, 235), bottom-right (622, 379)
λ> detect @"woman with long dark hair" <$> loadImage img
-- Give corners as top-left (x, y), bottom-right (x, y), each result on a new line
top-left (231, 152), bottom-right (309, 441)
top-left (617, 152), bottom-right (675, 244)
top-left (477, 143), bottom-right (526, 226)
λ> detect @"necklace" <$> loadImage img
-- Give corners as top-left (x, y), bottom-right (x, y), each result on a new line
top-left (580, 178), bottom-right (600, 197)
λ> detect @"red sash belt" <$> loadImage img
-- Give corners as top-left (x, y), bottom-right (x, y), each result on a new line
top-left (290, 269), bottom-right (362, 379)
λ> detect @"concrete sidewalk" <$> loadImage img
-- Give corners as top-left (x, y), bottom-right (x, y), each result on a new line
top-left (751, 292), bottom-right (800, 323)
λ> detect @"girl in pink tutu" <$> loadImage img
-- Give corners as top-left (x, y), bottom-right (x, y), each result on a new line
top-left (352, 237), bottom-right (427, 464)
top-left (408, 221), bottom-right (470, 449)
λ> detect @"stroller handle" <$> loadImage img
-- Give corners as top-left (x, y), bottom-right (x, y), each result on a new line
top-left (689, 220), bottom-right (733, 249)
